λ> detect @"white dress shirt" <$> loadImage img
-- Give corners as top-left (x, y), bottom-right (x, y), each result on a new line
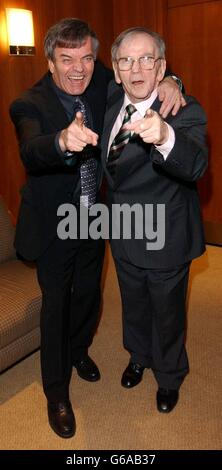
top-left (108, 89), bottom-right (175, 160)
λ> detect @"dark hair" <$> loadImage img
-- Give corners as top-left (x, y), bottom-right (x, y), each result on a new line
top-left (111, 26), bottom-right (165, 61)
top-left (44, 18), bottom-right (99, 60)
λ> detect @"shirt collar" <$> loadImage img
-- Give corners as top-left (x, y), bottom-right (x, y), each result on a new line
top-left (122, 89), bottom-right (158, 117)
top-left (50, 75), bottom-right (82, 121)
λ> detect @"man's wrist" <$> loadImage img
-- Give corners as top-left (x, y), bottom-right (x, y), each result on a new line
top-left (170, 75), bottom-right (183, 91)
top-left (154, 123), bottom-right (175, 160)
top-left (155, 122), bottom-right (169, 146)
top-left (55, 132), bottom-right (74, 160)
top-left (58, 130), bottom-right (66, 152)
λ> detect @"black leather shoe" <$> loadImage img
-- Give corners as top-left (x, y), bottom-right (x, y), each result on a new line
top-left (121, 362), bottom-right (145, 388)
top-left (156, 388), bottom-right (179, 413)
top-left (47, 400), bottom-right (76, 438)
top-left (73, 355), bottom-right (100, 382)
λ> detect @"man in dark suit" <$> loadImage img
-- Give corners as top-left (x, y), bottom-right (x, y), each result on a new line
top-left (10, 18), bottom-right (109, 439)
top-left (10, 18), bottom-right (185, 438)
top-left (101, 27), bottom-right (208, 413)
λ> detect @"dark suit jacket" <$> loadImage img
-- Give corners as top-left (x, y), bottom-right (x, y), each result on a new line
top-left (101, 84), bottom-right (208, 269)
top-left (10, 62), bottom-right (113, 261)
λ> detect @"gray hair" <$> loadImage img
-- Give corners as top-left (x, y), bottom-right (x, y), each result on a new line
top-left (44, 18), bottom-right (99, 61)
top-left (111, 27), bottom-right (165, 61)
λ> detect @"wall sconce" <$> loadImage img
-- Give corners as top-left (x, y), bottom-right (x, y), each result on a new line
top-left (6, 8), bottom-right (35, 56)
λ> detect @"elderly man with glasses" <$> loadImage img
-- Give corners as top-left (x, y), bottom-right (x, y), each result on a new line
top-left (101, 27), bottom-right (208, 413)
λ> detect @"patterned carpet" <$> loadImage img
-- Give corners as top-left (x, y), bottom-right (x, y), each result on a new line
top-left (1, 245), bottom-right (222, 450)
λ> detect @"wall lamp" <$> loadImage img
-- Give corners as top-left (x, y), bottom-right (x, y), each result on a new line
top-left (6, 8), bottom-right (35, 55)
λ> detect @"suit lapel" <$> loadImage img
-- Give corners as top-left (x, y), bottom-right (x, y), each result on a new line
top-left (102, 93), bottom-right (172, 189)
top-left (39, 74), bottom-right (70, 129)
top-left (101, 96), bottom-right (124, 187)
top-left (150, 96), bottom-right (161, 113)
top-left (151, 96), bottom-right (175, 125)
top-left (107, 96), bottom-right (163, 189)
top-left (114, 136), bottom-right (151, 189)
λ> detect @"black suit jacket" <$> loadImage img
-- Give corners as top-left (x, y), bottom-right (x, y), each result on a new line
top-left (10, 62), bottom-right (113, 260)
top-left (101, 84), bottom-right (208, 269)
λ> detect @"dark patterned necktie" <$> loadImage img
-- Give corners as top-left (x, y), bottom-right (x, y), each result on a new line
top-left (73, 97), bottom-right (97, 208)
top-left (107, 104), bottom-right (136, 177)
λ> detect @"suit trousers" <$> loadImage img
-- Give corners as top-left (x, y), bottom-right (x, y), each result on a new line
top-left (36, 232), bottom-right (105, 402)
top-left (114, 256), bottom-right (190, 390)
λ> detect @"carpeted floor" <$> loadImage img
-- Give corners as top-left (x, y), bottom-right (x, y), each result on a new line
top-left (0, 245), bottom-right (222, 450)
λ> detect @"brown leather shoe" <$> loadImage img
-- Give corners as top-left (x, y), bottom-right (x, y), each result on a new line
top-left (156, 388), bottom-right (179, 413)
top-left (121, 362), bottom-right (145, 388)
top-left (47, 400), bottom-right (76, 438)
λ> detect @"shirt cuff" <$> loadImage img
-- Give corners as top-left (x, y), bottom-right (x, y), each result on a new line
top-left (55, 132), bottom-right (76, 165)
top-left (154, 123), bottom-right (175, 160)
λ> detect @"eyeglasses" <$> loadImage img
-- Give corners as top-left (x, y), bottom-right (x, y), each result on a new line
top-left (116, 56), bottom-right (162, 71)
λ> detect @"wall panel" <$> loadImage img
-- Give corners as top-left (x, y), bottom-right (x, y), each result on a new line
top-left (112, 0), bottom-right (166, 37)
top-left (0, 0), bottom-right (55, 220)
top-left (167, 0), bottom-right (222, 225)
top-left (55, 0), bottom-right (113, 66)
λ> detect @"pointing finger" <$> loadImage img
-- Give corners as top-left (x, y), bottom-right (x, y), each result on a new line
top-left (125, 119), bottom-right (143, 131)
top-left (74, 111), bottom-right (84, 128)
top-left (145, 108), bottom-right (155, 118)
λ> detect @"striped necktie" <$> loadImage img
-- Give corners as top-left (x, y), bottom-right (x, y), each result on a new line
top-left (107, 104), bottom-right (136, 177)
top-left (73, 97), bottom-right (97, 208)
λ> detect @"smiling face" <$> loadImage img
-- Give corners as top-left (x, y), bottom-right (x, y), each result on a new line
top-left (48, 36), bottom-right (95, 95)
top-left (113, 32), bottom-right (166, 103)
